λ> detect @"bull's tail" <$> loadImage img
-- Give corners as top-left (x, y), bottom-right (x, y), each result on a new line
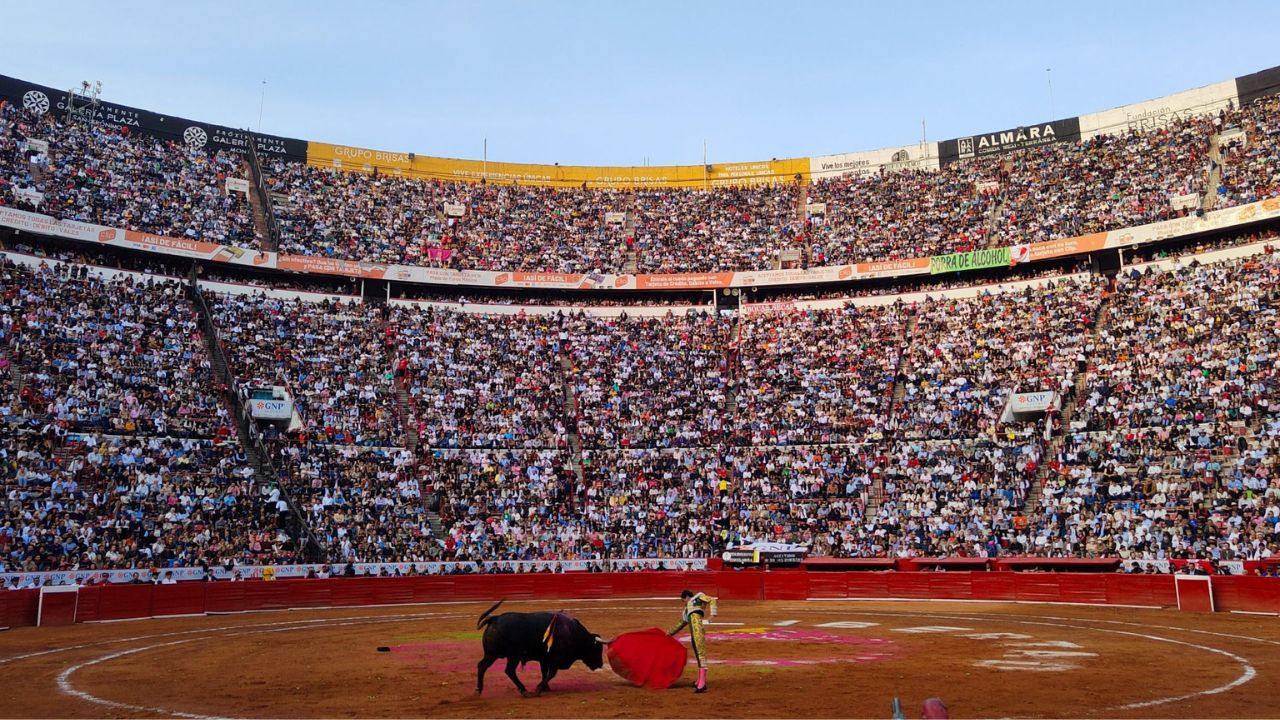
top-left (476, 599), bottom-right (505, 630)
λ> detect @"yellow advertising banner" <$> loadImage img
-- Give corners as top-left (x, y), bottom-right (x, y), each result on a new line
top-left (306, 142), bottom-right (808, 189)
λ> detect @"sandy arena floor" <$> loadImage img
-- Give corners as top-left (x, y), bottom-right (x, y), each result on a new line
top-left (2, 599), bottom-right (1278, 718)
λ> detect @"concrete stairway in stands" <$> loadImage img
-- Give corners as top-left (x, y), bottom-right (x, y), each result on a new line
top-left (1057, 290), bottom-right (1114, 431)
top-left (202, 320), bottom-right (270, 480)
top-left (870, 306), bottom-right (923, 517)
top-left (864, 475), bottom-right (885, 520)
top-left (557, 351), bottom-right (587, 490)
top-left (417, 466), bottom-right (445, 540)
top-left (243, 136), bottom-right (284, 253)
top-left (396, 379), bottom-right (443, 539)
top-left (1202, 133), bottom-right (1225, 212)
top-left (186, 280), bottom-right (325, 561)
top-left (8, 362), bottom-right (24, 403)
top-left (244, 158), bottom-right (275, 252)
top-left (985, 195), bottom-right (1007, 244)
top-left (425, 503), bottom-right (444, 538)
top-left (725, 314), bottom-right (742, 415)
top-left (396, 383), bottom-right (419, 452)
top-left (889, 311), bottom-right (921, 408)
top-left (622, 210), bottom-right (639, 274)
top-left (1023, 439), bottom-right (1056, 517)
top-left (1024, 289), bottom-right (1115, 516)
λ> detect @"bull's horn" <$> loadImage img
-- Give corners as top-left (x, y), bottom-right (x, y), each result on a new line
top-left (594, 635), bottom-right (613, 645)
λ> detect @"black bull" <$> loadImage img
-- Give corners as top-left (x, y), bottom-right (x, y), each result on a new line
top-left (475, 600), bottom-right (607, 696)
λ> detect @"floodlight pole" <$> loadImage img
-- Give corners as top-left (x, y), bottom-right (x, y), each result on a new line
top-left (703, 140), bottom-right (708, 191)
top-left (1047, 68), bottom-right (1056, 118)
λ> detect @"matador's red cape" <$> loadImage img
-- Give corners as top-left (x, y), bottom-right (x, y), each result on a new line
top-left (606, 628), bottom-right (689, 689)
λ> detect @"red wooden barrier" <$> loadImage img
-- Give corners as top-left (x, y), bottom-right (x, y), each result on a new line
top-left (0, 588), bottom-right (39, 628)
top-left (36, 589), bottom-right (79, 626)
top-left (762, 570), bottom-right (809, 601)
top-left (807, 573), bottom-right (848, 599)
top-left (1209, 575), bottom-right (1280, 613)
top-left (974, 573), bottom-right (1012, 601)
top-left (152, 583), bottom-right (208, 617)
top-left (73, 586), bottom-right (102, 623)
top-left (715, 570), bottom-right (765, 601)
top-left (95, 584), bottom-right (157, 622)
top-left (1, 571), bottom-right (1275, 629)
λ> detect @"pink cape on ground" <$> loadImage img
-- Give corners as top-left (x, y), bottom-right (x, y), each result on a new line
top-left (606, 628), bottom-right (689, 689)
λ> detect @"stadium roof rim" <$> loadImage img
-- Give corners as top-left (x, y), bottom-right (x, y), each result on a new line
top-left (2, 65), bottom-right (1279, 188)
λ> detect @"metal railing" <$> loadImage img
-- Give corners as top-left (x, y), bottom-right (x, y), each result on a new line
top-left (245, 133), bottom-right (284, 252)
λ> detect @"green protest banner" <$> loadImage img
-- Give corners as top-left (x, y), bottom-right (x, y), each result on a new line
top-left (929, 246), bottom-right (1011, 274)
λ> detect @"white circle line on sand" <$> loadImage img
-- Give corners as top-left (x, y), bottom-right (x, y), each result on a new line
top-left (0, 601), bottom-right (668, 669)
top-left (827, 609), bottom-right (1258, 712)
top-left (0, 610), bottom-right (459, 667)
top-left (787, 602), bottom-right (1280, 647)
top-left (56, 638), bottom-right (216, 719)
top-left (45, 603), bottom-right (1262, 719)
top-left (55, 615), bottom-right (454, 719)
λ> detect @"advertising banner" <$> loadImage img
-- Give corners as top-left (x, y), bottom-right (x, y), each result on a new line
top-left (0, 205), bottom-right (112, 243)
top-left (1009, 391), bottom-right (1056, 413)
top-left (708, 158), bottom-right (809, 187)
top-left (307, 141), bottom-right (808, 188)
top-left (634, 272), bottom-right (735, 290)
top-left (1105, 197), bottom-right (1280, 249)
top-left (721, 542), bottom-right (810, 565)
top-left (12, 187), bottom-right (44, 207)
top-left (1025, 232), bottom-right (1108, 262)
top-left (740, 300), bottom-right (797, 316)
top-left (854, 257), bottom-right (932, 278)
top-left (3, 197), bottom-right (1279, 293)
top-left (249, 398), bottom-right (293, 420)
top-left (0, 74), bottom-right (307, 159)
top-left (929, 246), bottom-right (1011, 274)
top-left (809, 142), bottom-right (940, 179)
top-left (1078, 80), bottom-right (1238, 140)
top-left (939, 117), bottom-right (1080, 165)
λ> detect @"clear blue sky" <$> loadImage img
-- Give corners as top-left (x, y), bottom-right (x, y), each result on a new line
top-left (4, 0), bottom-right (1279, 166)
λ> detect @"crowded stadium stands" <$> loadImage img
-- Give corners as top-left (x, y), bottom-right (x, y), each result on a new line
top-left (4, 247), bottom-right (1280, 573)
top-left (208, 293), bottom-right (401, 446)
top-left (0, 428), bottom-right (293, 572)
top-left (0, 101), bottom-right (256, 245)
top-left (5, 72), bottom-right (1280, 580)
top-left (2, 260), bottom-right (228, 437)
